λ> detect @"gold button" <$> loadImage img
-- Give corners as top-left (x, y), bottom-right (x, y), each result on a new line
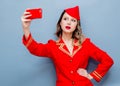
top-left (69, 59), bottom-right (72, 62)
top-left (70, 70), bottom-right (74, 74)
top-left (72, 81), bottom-right (75, 85)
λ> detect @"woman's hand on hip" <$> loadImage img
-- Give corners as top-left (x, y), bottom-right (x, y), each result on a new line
top-left (77, 68), bottom-right (93, 80)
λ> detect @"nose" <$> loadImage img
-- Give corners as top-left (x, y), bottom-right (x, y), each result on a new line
top-left (67, 19), bottom-right (71, 25)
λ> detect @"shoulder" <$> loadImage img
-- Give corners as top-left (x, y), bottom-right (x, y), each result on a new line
top-left (47, 39), bottom-right (56, 44)
top-left (81, 36), bottom-right (100, 49)
top-left (81, 34), bottom-right (91, 45)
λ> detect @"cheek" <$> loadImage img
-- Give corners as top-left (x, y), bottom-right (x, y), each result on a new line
top-left (72, 23), bottom-right (77, 29)
top-left (60, 21), bottom-right (66, 28)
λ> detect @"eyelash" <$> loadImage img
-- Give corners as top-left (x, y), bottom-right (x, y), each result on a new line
top-left (63, 18), bottom-right (67, 20)
top-left (63, 18), bottom-right (76, 22)
top-left (71, 19), bottom-right (76, 22)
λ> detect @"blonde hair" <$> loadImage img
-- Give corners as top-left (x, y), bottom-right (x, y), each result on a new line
top-left (55, 11), bottom-right (83, 44)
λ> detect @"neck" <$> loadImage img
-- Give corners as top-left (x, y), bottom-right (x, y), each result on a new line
top-left (62, 32), bottom-right (73, 41)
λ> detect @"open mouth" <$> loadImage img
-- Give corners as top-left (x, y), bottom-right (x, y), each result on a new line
top-left (65, 26), bottom-right (71, 30)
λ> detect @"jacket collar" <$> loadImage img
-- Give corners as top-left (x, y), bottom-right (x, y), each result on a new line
top-left (56, 37), bottom-right (82, 57)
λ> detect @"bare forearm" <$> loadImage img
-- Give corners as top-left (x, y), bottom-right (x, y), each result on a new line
top-left (23, 28), bottom-right (30, 39)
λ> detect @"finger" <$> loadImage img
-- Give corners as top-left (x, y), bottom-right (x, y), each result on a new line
top-left (24, 14), bottom-right (32, 19)
top-left (23, 11), bottom-right (31, 15)
top-left (21, 16), bottom-right (32, 22)
top-left (77, 68), bottom-right (86, 71)
top-left (77, 68), bottom-right (87, 75)
top-left (23, 18), bottom-right (32, 22)
top-left (21, 14), bottom-right (32, 20)
top-left (24, 19), bottom-right (32, 22)
top-left (26, 8), bottom-right (31, 10)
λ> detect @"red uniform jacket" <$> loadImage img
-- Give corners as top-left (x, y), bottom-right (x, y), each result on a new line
top-left (22, 34), bottom-right (114, 86)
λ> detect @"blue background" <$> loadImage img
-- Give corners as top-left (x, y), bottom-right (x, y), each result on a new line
top-left (0, 0), bottom-right (119, 86)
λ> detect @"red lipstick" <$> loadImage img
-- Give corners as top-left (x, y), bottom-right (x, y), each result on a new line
top-left (65, 26), bottom-right (71, 30)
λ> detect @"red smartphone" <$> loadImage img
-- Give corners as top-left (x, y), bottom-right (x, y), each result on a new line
top-left (26, 8), bottom-right (42, 19)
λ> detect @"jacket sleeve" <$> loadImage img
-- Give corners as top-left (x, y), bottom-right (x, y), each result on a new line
top-left (87, 39), bottom-right (114, 82)
top-left (22, 34), bottom-right (52, 58)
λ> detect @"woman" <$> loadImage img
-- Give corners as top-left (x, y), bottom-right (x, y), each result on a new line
top-left (21, 6), bottom-right (114, 86)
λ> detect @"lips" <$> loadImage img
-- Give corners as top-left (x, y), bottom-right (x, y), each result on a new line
top-left (65, 26), bottom-right (71, 29)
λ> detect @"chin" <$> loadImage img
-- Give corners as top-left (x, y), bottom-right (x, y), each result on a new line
top-left (64, 31), bottom-right (73, 34)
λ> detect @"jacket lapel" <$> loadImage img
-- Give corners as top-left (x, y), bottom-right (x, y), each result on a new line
top-left (56, 38), bottom-right (82, 57)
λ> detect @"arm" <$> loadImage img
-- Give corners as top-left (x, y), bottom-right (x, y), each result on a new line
top-left (87, 40), bottom-right (114, 82)
top-left (21, 9), bottom-right (52, 57)
top-left (22, 34), bottom-right (52, 57)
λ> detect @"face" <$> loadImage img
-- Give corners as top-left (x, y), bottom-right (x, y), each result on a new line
top-left (60, 12), bottom-right (77, 34)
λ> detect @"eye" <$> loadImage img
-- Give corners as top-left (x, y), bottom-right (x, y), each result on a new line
top-left (71, 19), bottom-right (77, 22)
top-left (63, 17), bottom-right (67, 20)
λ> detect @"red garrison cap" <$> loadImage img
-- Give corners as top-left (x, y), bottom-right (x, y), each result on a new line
top-left (65, 6), bottom-right (80, 20)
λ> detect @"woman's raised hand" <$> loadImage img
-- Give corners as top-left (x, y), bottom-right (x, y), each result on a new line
top-left (21, 10), bottom-right (32, 39)
top-left (21, 10), bottom-right (32, 29)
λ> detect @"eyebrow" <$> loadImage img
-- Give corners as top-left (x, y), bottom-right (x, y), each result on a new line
top-left (63, 16), bottom-right (76, 20)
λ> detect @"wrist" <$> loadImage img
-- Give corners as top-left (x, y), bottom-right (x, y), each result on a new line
top-left (87, 74), bottom-right (93, 80)
top-left (23, 29), bottom-right (30, 39)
